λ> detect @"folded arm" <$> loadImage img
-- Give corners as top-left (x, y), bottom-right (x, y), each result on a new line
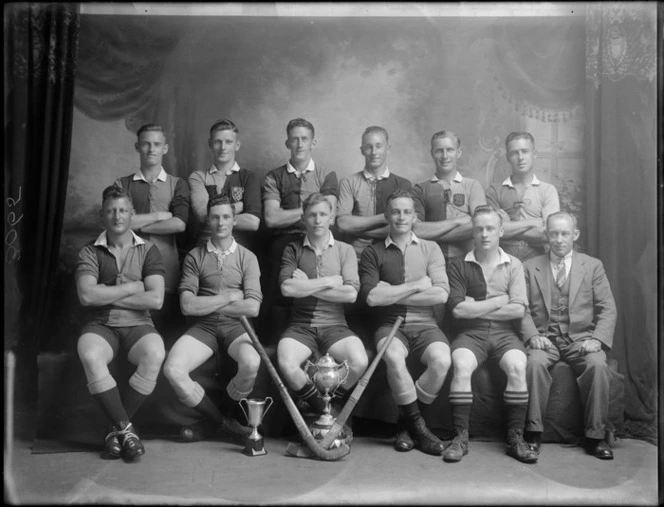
top-left (366, 277), bottom-right (431, 307)
top-left (180, 288), bottom-right (245, 317)
top-left (76, 274), bottom-right (145, 307)
top-left (112, 274), bottom-right (165, 311)
top-left (452, 294), bottom-right (510, 319)
top-left (263, 199), bottom-right (302, 229)
top-left (336, 213), bottom-right (387, 235)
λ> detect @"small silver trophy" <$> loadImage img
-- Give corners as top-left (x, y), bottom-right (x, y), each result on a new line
top-left (305, 354), bottom-right (349, 441)
top-left (239, 397), bottom-right (273, 456)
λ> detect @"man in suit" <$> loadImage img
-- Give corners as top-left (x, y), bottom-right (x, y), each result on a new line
top-left (521, 211), bottom-right (617, 459)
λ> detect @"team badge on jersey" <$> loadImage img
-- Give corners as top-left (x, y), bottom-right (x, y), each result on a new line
top-left (231, 186), bottom-right (244, 202)
top-left (453, 194), bottom-right (465, 206)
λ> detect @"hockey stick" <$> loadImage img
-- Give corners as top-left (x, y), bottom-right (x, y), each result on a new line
top-left (319, 316), bottom-right (403, 449)
top-left (240, 317), bottom-right (350, 461)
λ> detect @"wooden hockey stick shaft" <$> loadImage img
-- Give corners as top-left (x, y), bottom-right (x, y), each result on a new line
top-left (240, 317), bottom-right (350, 461)
top-left (320, 316), bottom-right (404, 448)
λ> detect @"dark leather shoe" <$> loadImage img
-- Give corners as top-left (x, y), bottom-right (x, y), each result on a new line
top-left (408, 416), bottom-right (444, 456)
top-left (101, 426), bottom-right (122, 460)
top-left (524, 430), bottom-right (542, 454)
top-left (506, 429), bottom-right (538, 464)
top-left (395, 428), bottom-right (415, 452)
top-left (586, 438), bottom-right (614, 460)
top-left (117, 421), bottom-right (145, 462)
top-left (442, 429), bottom-right (469, 463)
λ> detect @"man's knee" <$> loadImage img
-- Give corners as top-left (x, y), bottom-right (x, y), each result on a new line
top-left (163, 357), bottom-right (188, 386)
top-left (502, 355), bottom-right (527, 380)
top-left (582, 354), bottom-right (610, 378)
top-left (347, 348), bottom-right (369, 373)
top-left (239, 349), bottom-right (261, 376)
top-left (427, 351), bottom-right (451, 375)
top-left (383, 345), bottom-right (407, 370)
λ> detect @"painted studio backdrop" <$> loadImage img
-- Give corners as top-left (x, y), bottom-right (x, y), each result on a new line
top-left (4, 5), bottom-right (657, 434)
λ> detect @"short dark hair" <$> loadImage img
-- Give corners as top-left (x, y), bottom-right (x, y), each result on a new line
top-left (385, 189), bottom-right (414, 210)
top-left (136, 123), bottom-right (166, 139)
top-left (431, 130), bottom-right (461, 148)
top-left (546, 210), bottom-right (578, 230)
top-left (286, 118), bottom-right (315, 138)
top-left (209, 118), bottom-right (239, 137)
top-left (102, 185), bottom-right (133, 207)
top-left (207, 194), bottom-right (236, 216)
top-left (362, 125), bottom-right (389, 143)
top-left (505, 131), bottom-right (535, 151)
top-left (472, 204), bottom-right (503, 225)
top-left (302, 192), bottom-right (332, 215)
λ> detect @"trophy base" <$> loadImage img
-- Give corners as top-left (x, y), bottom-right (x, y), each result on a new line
top-left (242, 437), bottom-right (267, 457)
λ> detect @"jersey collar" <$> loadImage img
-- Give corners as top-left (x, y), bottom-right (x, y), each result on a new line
top-left (501, 174), bottom-right (541, 188)
top-left (94, 230), bottom-right (145, 248)
top-left (133, 167), bottom-right (168, 182)
top-left (465, 247), bottom-right (511, 265)
top-left (209, 162), bottom-right (240, 175)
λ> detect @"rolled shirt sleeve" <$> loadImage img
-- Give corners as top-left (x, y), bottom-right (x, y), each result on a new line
top-left (178, 251), bottom-right (201, 296)
top-left (425, 241), bottom-right (449, 297)
top-left (339, 242), bottom-right (360, 292)
top-left (240, 250), bottom-right (263, 302)
top-left (75, 244), bottom-right (100, 281)
top-left (446, 258), bottom-right (467, 312)
top-left (277, 242), bottom-right (299, 287)
top-left (188, 170), bottom-right (209, 223)
top-left (262, 172), bottom-right (281, 204)
top-left (358, 245), bottom-right (380, 303)
top-left (171, 177), bottom-right (191, 224)
top-left (241, 170), bottom-right (262, 219)
top-left (507, 259), bottom-right (528, 307)
top-left (336, 177), bottom-right (355, 217)
top-left (319, 171), bottom-right (338, 198)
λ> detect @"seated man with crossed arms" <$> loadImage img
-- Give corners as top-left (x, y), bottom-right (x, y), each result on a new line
top-left (277, 192), bottom-right (368, 419)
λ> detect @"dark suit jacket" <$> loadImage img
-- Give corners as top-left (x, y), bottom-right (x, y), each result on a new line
top-left (519, 252), bottom-right (617, 349)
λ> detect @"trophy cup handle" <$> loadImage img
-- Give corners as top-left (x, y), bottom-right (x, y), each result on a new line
top-left (304, 360), bottom-right (316, 379)
top-left (339, 360), bottom-right (350, 386)
top-left (239, 398), bottom-right (250, 424)
top-left (263, 397), bottom-right (274, 419)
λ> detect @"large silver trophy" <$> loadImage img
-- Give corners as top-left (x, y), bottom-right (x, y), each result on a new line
top-left (239, 397), bottom-right (273, 456)
top-left (305, 354), bottom-right (349, 443)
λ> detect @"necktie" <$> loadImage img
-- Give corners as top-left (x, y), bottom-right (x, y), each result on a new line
top-left (555, 259), bottom-right (566, 289)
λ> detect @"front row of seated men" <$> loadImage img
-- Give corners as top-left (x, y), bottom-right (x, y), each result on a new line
top-left (76, 185), bottom-right (616, 464)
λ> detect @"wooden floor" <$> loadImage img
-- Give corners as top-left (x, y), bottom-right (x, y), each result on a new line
top-left (7, 403), bottom-right (660, 505)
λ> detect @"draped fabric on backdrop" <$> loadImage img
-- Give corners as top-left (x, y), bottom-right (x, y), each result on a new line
top-left (584, 3), bottom-right (657, 424)
top-left (4, 3), bottom-right (79, 397)
top-left (74, 15), bottom-right (195, 178)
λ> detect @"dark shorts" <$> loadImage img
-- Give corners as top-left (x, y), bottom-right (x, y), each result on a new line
top-left (80, 323), bottom-right (160, 357)
top-left (186, 318), bottom-right (247, 354)
top-left (281, 325), bottom-right (357, 354)
top-left (451, 321), bottom-right (525, 365)
top-left (375, 323), bottom-right (449, 363)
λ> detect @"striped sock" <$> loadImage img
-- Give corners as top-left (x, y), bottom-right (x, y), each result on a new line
top-left (504, 390), bottom-right (529, 431)
top-left (449, 391), bottom-right (473, 431)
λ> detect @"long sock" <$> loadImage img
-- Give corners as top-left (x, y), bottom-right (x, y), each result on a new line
top-left (449, 391), bottom-right (473, 432)
top-left (504, 390), bottom-right (529, 432)
top-left (88, 375), bottom-right (128, 426)
top-left (295, 381), bottom-right (327, 413)
top-left (399, 400), bottom-right (421, 423)
top-left (124, 372), bottom-right (157, 419)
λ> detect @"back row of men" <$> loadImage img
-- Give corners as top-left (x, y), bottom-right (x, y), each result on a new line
top-left (74, 119), bottom-right (616, 466)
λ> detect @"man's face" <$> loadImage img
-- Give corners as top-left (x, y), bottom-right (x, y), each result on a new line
top-left (472, 212), bottom-right (503, 253)
top-left (431, 136), bottom-right (461, 175)
top-left (546, 215), bottom-right (579, 258)
top-left (385, 197), bottom-right (416, 235)
top-left (209, 129), bottom-right (240, 166)
top-left (506, 138), bottom-right (536, 176)
top-left (360, 131), bottom-right (389, 172)
top-left (285, 126), bottom-right (315, 165)
top-left (135, 131), bottom-right (168, 168)
top-left (101, 197), bottom-right (133, 236)
top-left (208, 203), bottom-right (236, 241)
top-left (303, 201), bottom-right (333, 239)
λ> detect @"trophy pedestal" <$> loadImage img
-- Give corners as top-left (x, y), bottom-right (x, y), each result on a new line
top-left (242, 436), bottom-right (267, 456)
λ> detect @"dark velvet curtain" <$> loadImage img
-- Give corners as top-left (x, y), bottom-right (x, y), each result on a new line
top-left (584, 4), bottom-right (657, 425)
top-left (4, 3), bottom-right (79, 398)
top-left (73, 15), bottom-right (194, 178)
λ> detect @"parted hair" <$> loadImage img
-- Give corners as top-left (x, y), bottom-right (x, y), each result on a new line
top-left (207, 194), bottom-right (236, 216)
top-left (286, 118), bottom-right (315, 138)
top-left (546, 210), bottom-right (578, 230)
top-left (209, 118), bottom-right (239, 137)
top-left (472, 204), bottom-right (503, 225)
top-left (505, 131), bottom-right (535, 150)
top-left (136, 123), bottom-right (166, 139)
top-left (385, 188), bottom-right (414, 210)
top-left (302, 192), bottom-right (332, 215)
top-left (102, 185), bottom-right (133, 207)
top-left (431, 130), bottom-right (461, 148)
top-left (362, 125), bottom-right (389, 143)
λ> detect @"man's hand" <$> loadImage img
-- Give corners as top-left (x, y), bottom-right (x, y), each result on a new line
top-left (498, 209), bottom-right (511, 223)
top-left (415, 276), bottom-right (433, 292)
top-left (155, 211), bottom-right (173, 221)
top-left (454, 214), bottom-right (472, 225)
top-left (464, 296), bottom-right (475, 303)
top-left (226, 289), bottom-right (245, 302)
top-left (492, 294), bottom-right (510, 306)
top-left (580, 338), bottom-right (602, 355)
top-left (326, 274), bottom-right (344, 288)
top-left (376, 280), bottom-right (391, 288)
top-left (291, 269), bottom-right (309, 280)
top-left (528, 336), bottom-right (554, 350)
top-left (233, 201), bottom-right (244, 214)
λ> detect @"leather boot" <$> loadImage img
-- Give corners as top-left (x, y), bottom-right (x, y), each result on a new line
top-left (442, 429), bottom-right (469, 463)
top-left (394, 416), bottom-right (414, 452)
top-left (407, 415), bottom-right (444, 456)
top-left (506, 429), bottom-right (538, 463)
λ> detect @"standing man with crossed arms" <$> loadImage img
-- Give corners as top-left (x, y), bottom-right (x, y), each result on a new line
top-left (76, 186), bottom-right (165, 462)
top-left (360, 189), bottom-right (450, 456)
top-left (521, 211), bottom-right (617, 459)
top-left (444, 205), bottom-right (538, 464)
top-left (163, 195), bottom-right (261, 443)
top-left (486, 131), bottom-right (559, 262)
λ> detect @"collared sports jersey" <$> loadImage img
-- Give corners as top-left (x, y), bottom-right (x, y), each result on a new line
top-left (447, 247), bottom-right (528, 330)
top-left (412, 171), bottom-right (485, 260)
top-left (178, 239), bottom-right (262, 326)
top-left (278, 233), bottom-right (359, 327)
top-left (337, 169), bottom-right (412, 257)
top-left (76, 231), bottom-right (165, 327)
top-left (359, 233), bottom-right (448, 327)
top-left (485, 174), bottom-right (559, 224)
top-left (262, 161), bottom-right (338, 235)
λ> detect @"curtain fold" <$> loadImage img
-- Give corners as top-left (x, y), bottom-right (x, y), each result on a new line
top-left (4, 3), bottom-right (79, 397)
top-left (584, 3), bottom-right (657, 423)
